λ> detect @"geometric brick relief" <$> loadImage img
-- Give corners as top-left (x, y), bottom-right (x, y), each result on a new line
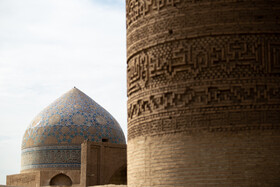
top-left (128, 109), bottom-right (280, 140)
top-left (127, 34), bottom-right (280, 97)
top-left (127, 84), bottom-right (280, 120)
top-left (126, 0), bottom-right (181, 27)
top-left (127, 0), bottom-right (280, 185)
top-left (126, 0), bottom-right (270, 28)
top-left (127, 2), bottom-right (280, 60)
top-left (269, 43), bottom-right (280, 73)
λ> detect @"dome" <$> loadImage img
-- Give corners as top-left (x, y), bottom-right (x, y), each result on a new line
top-left (21, 87), bottom-right (126, 171)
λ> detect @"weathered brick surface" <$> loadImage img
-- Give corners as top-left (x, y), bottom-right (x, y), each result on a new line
top-left (6, 172), bottom-right (39, 187)
top-left (126, 0), bottom-right (280, 186)
top-left (92, 185), bottom-right (126, 187)
top-left (80, 142), bottom-right (127, 186)
top-left (128, 131), bottom-right (280, 186)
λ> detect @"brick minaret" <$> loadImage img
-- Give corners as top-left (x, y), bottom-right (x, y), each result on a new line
top-left (126, 1), bottom-right (280, 186)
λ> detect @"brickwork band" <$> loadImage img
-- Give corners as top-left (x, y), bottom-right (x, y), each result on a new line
top-left (126, 0), bottom-right (280, 186)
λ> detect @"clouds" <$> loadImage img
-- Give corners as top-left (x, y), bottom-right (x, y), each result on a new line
top-left (0, 0), bottom-right (126, 184)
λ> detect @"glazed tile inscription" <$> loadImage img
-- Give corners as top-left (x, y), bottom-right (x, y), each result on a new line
top-left (21, 146), bottom-right (81, 171)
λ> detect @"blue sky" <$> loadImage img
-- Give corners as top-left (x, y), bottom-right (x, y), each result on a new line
top-left (0, 0), bottom-right (126, 184)
top-left (92, 0), bottom-right (124, 7)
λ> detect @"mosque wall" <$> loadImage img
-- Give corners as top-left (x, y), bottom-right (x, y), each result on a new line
top-left (7, 141), bottom-right (127, 187)
top-left (126, 0), bottom-right (280, 186)
top-left (7, 172), bottom-right (40, 187)
top-left (7, 170), bottom-right (80, 187)
top-left (80, 141), bottom-right (127, 187)
top-left (39, 170), bottom-right (80, 186)
top-left (92, 185), bottom-right (126, 187)
top-left (6, 88), bottom-right (127, 187)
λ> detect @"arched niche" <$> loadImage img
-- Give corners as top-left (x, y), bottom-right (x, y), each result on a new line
top-left (108, 165), bottom-right (127, 185)
top-left (50, 173), bottom-right (72, 186)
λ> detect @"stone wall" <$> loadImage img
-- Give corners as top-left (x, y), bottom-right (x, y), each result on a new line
top-left (126, 0), bottom-right (280, 186)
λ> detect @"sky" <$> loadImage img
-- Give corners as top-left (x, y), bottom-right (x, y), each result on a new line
top-left (0, 0), bottom-right (126, 184)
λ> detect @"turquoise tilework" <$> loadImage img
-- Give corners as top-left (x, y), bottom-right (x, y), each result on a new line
top-left (22, 88), bottom-right (126, 148)
top-left (21, 88), bottom-right (126, 170)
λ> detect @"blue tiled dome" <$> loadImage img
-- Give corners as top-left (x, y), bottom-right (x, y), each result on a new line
top-left (21, 87), bottom-right (126, 171)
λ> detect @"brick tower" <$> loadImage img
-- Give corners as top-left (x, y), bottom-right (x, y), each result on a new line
top-left (126, 0), bottom-right (280, 186)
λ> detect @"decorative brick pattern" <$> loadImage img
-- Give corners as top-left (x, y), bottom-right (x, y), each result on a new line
top-left (126, 0), bottom-right (280, 59)
top-left (127, 35), bottom-right (280, 99)
top-left (126, 0), bottom-right (280, 186)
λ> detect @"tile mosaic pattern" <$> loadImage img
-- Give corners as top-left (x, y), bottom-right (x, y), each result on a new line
top-left (21, 88), bottom-right (126, 171)
top-left (21, 146), bottom-right (81, 171)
